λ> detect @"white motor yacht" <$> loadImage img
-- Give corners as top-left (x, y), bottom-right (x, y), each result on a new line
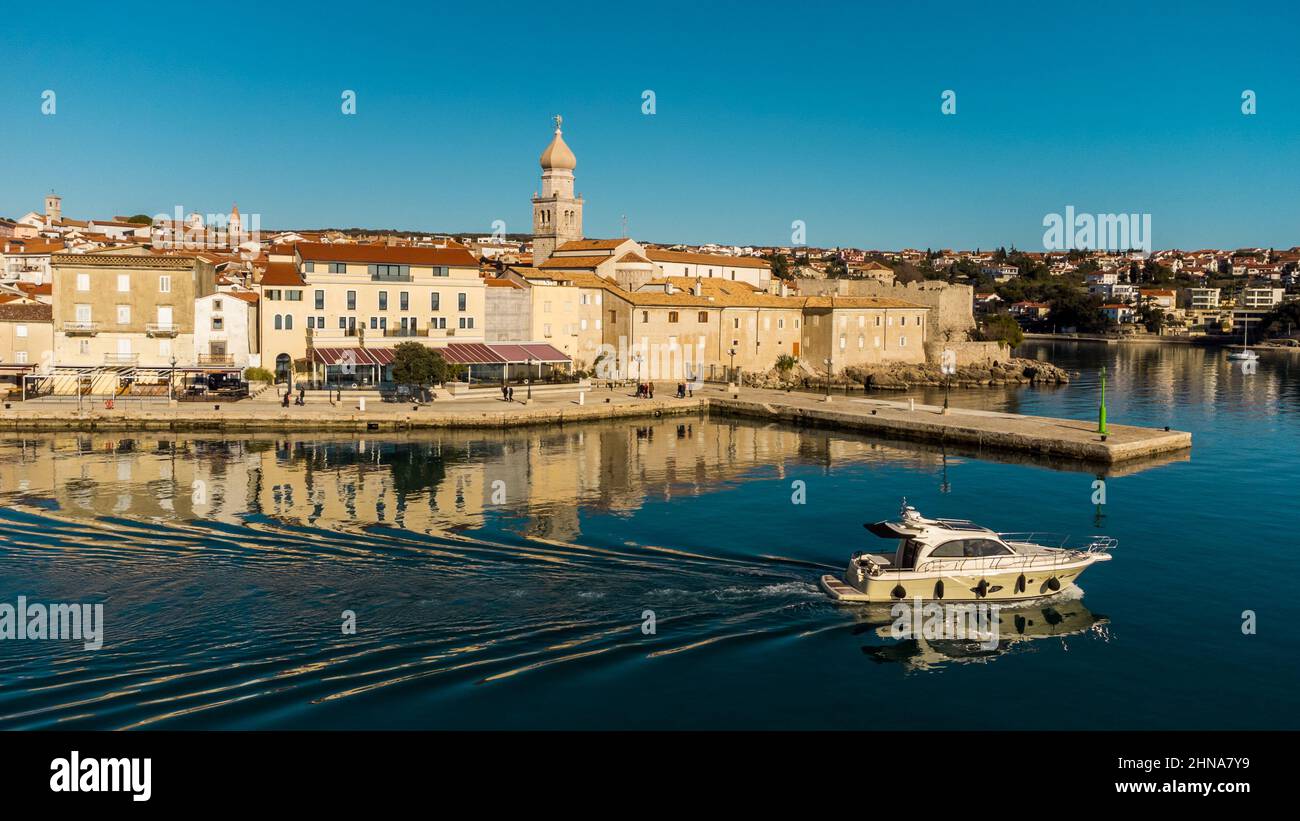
top-left (821, 501), bottom-right (1114, 603)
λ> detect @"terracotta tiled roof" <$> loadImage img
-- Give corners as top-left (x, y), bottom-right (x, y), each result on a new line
top-left (555, 239), bottom-right (627, 251)
top-left (0, 302), bottom-right (52, 321)
top-left (260, 261), bottom-right (306, 287)
top-left (295, 242), bottom-right (478, 267)
top-left (645, 249), bottom-right (771, 269)
top-left (539, 255), bottom-right (610, 269)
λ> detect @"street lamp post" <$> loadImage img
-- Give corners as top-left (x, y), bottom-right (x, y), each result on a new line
top-left (170, 355), bottom-right (177, 402)
top-left (824, 358), bottom-right (832, 399)
top-left (526, 357), bottom-right (534, 401)
top-left (728, 348), bottom-right (736, 386)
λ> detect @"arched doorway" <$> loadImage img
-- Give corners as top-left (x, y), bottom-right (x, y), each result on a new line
top-left (275, 353), bottom-right (292, 385)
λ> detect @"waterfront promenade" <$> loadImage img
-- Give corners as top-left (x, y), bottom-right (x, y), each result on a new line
top-left (0, 382), bottom-right (1191, 465)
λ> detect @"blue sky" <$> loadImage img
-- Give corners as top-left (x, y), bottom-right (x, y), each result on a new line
top-left (1, 0), bottom-right (1297, 250)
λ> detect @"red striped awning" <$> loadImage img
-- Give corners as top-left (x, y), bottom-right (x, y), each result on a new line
top-left (311, 343), bottom-right (568, 366)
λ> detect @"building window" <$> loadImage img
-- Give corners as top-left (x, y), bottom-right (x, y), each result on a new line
top-left (899, 335), bottom-right (906, 347)
top-left (213, 316), bottom-right (225, 330)
top-left (76, 273), bottom-right (90, 291)
top-left (328, 263), bottom-right (347, 274)
top-left (642, 311), bottom-right (649, 323)
top-left (777, 318), bottom-right (784, 329)
top-left (668, 311), bottom-right (679, 323)
top-left (286, 290), bottom-right (302, 301)
top-left (431, 293), bottom-right (441, 310)
top-left (595, 319), bottom-right (603, 330)
top-left (699, 311), bottom-right (709, 323)
top-left (346, 291), bottom-right (356, 311)
top-left (15, 351), bottom-right (27, 364)
top-left (839, 334), bottom-right (847, 350)
top-left (117, 305), bottom-right (131, 324)
top-left (307, 316), bottom-right (315, 329)
top-left (285, 315), bottom-right (294, 330)
top-left (901, 316), bottom-right (907, 326)
top-left (314, 290), bottom-right (324, 310)
top-left (544, 323), bottom-right (552, 337)
top-left (75, 304), bottom-right (91, 322)
top-left (117, 274), bottom-right (130, 292)
top-left (264, 290), bottom-right (281, 301)
top-left (858, 334), bottom-right (865, 349)
top-left (459, 317), bottom-right (474, 329)
top-left (274, 315), bottom-right (282, 330)
top-left (580, 318), bottom-right (588, 331)
top-left (457, 292), bottom-right (467, 311)
top-left (378, 291), bottom-right (388, 311)
top-left (159, 275), bottom-right (171, 293)
top-left (79, 340), bottom-right (89, 355)
top-left (400, 291), bottom-right (409, 311)
top-left (214, 299), bottom-right (223, 311)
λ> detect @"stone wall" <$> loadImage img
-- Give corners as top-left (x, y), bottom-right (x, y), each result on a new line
top-left (484, 286), bottom-right (530, 342)
top-left (923, 339), bottom-right (1009, 366)
top-left (796, 278), bottom-right (975, 340)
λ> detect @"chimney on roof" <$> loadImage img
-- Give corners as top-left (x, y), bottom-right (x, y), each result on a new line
top-left (665, 282), bottom-right (675, 295)
top-left (693, 279), bottom-right (702, 296)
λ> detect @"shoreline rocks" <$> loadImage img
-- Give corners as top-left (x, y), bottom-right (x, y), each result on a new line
top-left (742, 358), bottom-right (1072, 391)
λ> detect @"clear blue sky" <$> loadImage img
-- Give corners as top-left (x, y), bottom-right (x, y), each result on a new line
top-left (2, 0), bottom-right (1297, 250)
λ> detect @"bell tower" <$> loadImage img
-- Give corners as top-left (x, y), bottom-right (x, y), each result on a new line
top-left (531, 115), bottom-right (583, 266)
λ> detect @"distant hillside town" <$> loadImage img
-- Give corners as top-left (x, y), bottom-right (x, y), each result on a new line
top-left (2, 117), bottom-right (1297, 398)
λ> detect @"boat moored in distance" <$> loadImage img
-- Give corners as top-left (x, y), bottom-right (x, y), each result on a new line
top-left (820, 500), bottom-right (1114, 603)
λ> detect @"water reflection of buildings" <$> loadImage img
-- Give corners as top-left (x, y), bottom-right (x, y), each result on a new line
top-left (0, 423), bottom-right (961, 541)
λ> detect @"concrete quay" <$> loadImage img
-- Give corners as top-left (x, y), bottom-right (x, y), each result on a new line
top-left (0, 385), bottom-right (1191, 465)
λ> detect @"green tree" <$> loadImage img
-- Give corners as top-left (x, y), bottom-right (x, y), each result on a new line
top-left (391, 342), bottom-right (461, 395)
top-left (767, 252), bottom-right (793, 281)
top-left (978, 313), bottom-right (1024, 348)
top-left (125, 214), bottom-right (153, 225)
top-left (1259, 301), bottom-right (1300, 338)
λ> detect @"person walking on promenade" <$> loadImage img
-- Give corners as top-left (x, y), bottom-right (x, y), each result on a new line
top-left (648, 382), bottom-right (655, 399)
top-left (508, 386), bottom-right (515, 402)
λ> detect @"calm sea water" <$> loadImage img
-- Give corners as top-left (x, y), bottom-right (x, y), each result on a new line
top-left (1, 340), bottom-right (1297, 729)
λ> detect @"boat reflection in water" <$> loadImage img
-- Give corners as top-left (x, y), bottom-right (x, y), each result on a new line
top-left (851, 589), bottom-right (1110, 672)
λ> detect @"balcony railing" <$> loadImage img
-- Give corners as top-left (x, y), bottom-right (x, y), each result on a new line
top-left (64, 321), bottom-right (101, 335)
top-left (382, 327), bottom-right (428, 338)
top-left (103, 353), bottom-right (140, 366)
top-left (197, 353), bottom-right (235, 366)
top-left (146, 323), bottom-right (181, 337)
